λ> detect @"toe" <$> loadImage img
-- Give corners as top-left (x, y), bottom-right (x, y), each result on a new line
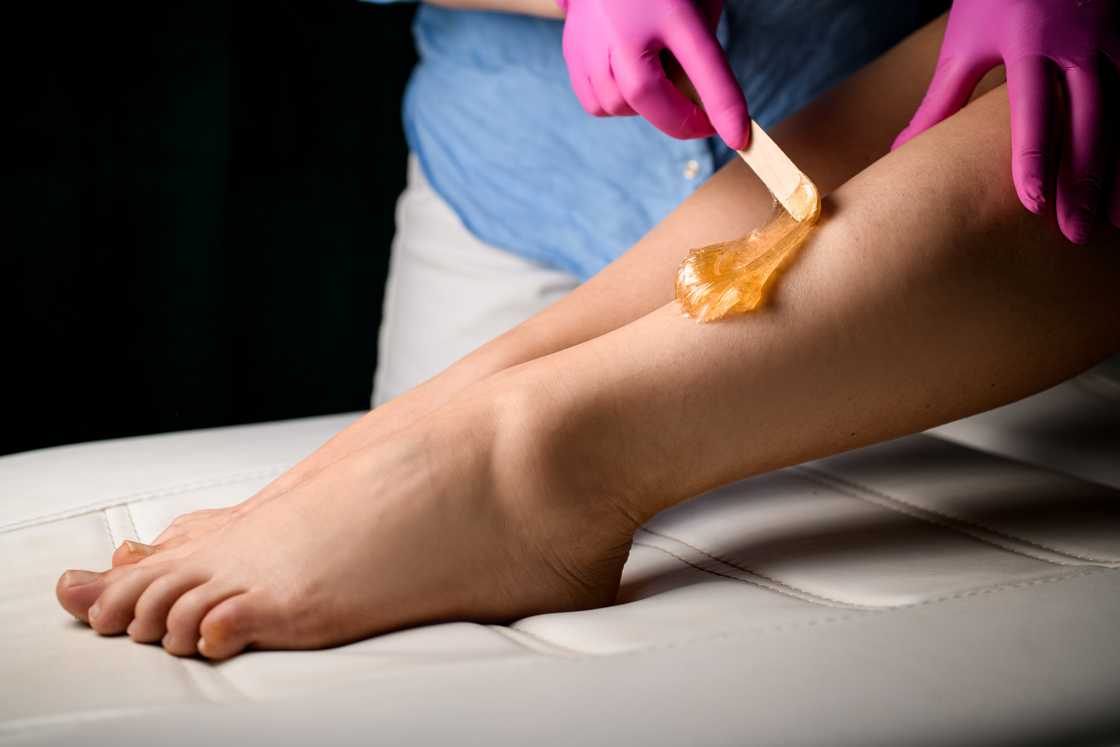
top-left (56, 569), bottom-right (104, 622)
top-left (88, 565), bottom-right (169, 635)
top-left (57, 566), bottom-right (143, 623)
top-left (111, 540), bottom-right (160, 568)
top-left (198, 592), bottom-right (260, 660)
top-left (163, 581), bottom-right (242, 657)
top-left (128, 571), bottom-right (209, 643)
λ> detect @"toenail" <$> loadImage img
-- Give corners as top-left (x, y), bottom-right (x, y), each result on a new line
top-left (88, 604), bottom-right (100, 621)
top-left (63, 570), bottom-right (98, 587)
top-left (121, 540), bottom-right (158, 557)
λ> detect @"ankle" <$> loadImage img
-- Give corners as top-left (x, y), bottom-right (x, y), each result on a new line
top-left (481, 368), bottom-right (647, 537)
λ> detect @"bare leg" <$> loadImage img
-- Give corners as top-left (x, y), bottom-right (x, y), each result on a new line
top-left (57, 75), bottom-right (1119, 658)
top-left (120, 19), bottom-right (963, 563)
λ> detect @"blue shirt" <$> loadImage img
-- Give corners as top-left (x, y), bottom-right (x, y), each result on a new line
top-left (366, 1), bottom-right (935, 280)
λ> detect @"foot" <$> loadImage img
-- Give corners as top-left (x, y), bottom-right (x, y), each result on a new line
top-left (58, 398), bottom-right (637, 659)
top-left (110, 416), bottom-right (389, 567)
top-left (111, 364), bottom-right (492, 568)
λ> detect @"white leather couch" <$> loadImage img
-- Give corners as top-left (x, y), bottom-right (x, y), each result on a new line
top-left (3, 360), bottom-right (1119, 746)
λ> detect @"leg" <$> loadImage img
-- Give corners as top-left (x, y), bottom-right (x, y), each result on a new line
top-left (114, 158), bottom-right (579, 565)
top-left (58, 81), bottom-right (1118, 658)
top-left (116, 18), bottom-right (961, 566)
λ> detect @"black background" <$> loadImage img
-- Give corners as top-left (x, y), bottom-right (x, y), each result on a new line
top-left (7, 1), bottom-right (417, 456)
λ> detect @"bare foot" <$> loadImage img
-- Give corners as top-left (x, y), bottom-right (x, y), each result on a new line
top-left (111, 362), bottom-right (498, 568)
top-left (59, 398), bottom-right (636, 658)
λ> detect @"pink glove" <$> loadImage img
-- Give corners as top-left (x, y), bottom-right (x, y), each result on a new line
top-left (893, 0), bottom-right (1120, 244)
top-left (556, 0), bottom-right (750, 149)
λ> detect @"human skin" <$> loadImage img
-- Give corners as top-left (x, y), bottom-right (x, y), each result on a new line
top-left (112, 19), bottom-right (962, 565)
top-left (62, 22), bottom-right (1120, 658)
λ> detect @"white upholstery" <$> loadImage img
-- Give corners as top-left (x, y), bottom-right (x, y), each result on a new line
top-left (3, 361), bottom-right (1119, 746)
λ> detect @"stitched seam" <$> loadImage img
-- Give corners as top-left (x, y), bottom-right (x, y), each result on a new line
top-left (123, 503), bottom-right (141, 542)
top-left (922, 429), bottom-right (1120, 495)
top-left (647, 567), bottom-right (1106, 653)
top-left (0, 706), bottom-right (176, 739)
top-left (0, 570), bottom-right (1110, 735)
top-left (633, 533), bottom-right (876, 610)
top-left (795, 464), bottom-right (1118, 565)
top-left (98, 510), bottom-right (115, 552)
top-left (0, 465), bottom-right (287, 535)
top-left (551, 567), bottom-right (1112, 662)
top-left (638, 527), bottom-right (879, 608)
top-left (0, 570), bottom-right (1110, 741)
top-left (630, 568), bottom-right (1107, 657)
top-left (489, 624), bottom-right (585, 658)
top-left (632, 539), bottom-right (835, 604)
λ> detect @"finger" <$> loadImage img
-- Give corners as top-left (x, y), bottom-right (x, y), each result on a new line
top-left (613, 46), bottom-right (713, 140)
top-left (578, 73), bottom-right (606, 117)
top-left (1006, 55), bottom-right (1055, 214)
top-left (893, 56), bottom-right (994, 149)
top-left (564, 59), bottom-right (605, 116)
top-left (590, 52), bottom-right (637, 117)
top-left (562, 38), bottom-right (606, 117)
top-left (662, 4), bottom-right (749, 149)
top-left (1057, 63), bottom-right (1104, 244)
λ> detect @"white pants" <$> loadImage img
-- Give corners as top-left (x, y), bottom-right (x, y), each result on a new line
top-left (372, 157), bottom-right (580, 406)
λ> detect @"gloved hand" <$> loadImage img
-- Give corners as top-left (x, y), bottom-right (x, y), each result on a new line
top-left (892, 0), bottom-right (1120, 244)
top-left (555, 0), bottom-right (750, 149)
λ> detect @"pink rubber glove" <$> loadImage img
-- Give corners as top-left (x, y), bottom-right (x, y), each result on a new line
top-left (556, 0), bottom-right (750, 149)
top-left (893, 0), bottom-right (1120, 244)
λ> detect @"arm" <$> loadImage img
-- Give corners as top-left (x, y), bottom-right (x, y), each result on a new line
top-left (480, 85), bottom-right (1120, 522)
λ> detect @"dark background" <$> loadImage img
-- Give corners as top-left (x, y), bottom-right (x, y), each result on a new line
top-left (7, 1), bottom-right (417, 456)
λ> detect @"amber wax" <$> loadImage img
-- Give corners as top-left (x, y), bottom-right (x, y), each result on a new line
top-left (676, 176), bottom-right (821, 322)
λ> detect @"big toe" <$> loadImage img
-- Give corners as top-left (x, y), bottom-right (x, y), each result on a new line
top-left (56, 570), bottom-right (107, 622)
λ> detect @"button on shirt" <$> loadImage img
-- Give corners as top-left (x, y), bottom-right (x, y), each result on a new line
top-left (365, 1), bottom-right (938, 280)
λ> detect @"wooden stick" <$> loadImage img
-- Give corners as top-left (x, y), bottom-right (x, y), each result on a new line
top-left (664, 54), bottom-right (817, 222)
top-left (736, 122), bottom-right (816, 222)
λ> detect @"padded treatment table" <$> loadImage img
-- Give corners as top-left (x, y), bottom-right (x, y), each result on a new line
top-left (3, 361), bottom-right (1119, 746)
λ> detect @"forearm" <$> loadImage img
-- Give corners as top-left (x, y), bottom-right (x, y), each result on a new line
top-left (487, 86), bottom-right (1120, 522)
top-left (421, 0), bottom-right (562, 17)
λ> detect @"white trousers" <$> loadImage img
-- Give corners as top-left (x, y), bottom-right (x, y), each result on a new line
top-left (372, 157), bottom-right (580, 406)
